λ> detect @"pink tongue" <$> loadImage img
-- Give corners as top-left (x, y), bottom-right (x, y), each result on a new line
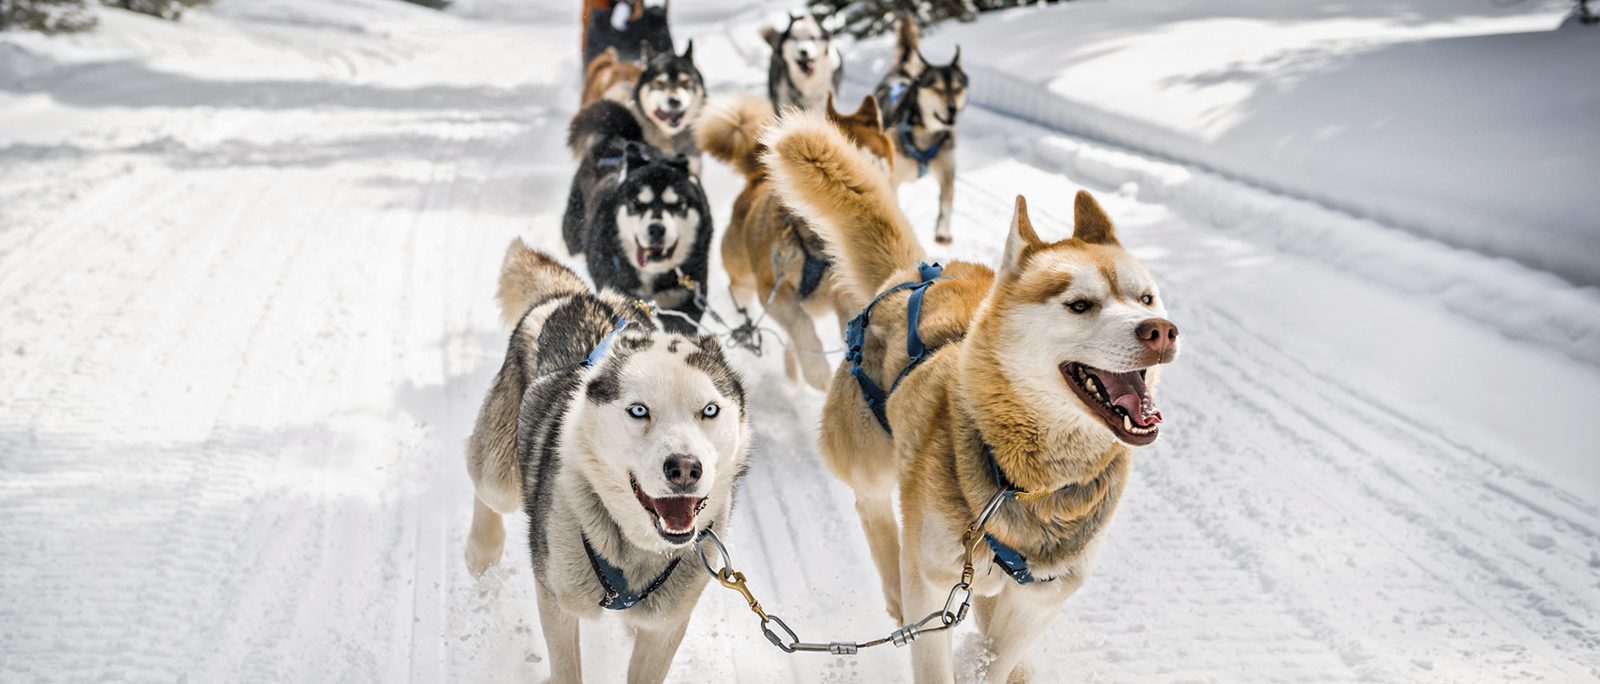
top-left (1093, 369), bottom-right (1162, 428)
top-left (652, 497), bottom-right (698, 532)
top-left (636, 246), bottom-right (648, 268)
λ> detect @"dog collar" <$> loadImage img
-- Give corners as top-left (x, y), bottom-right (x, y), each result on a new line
top-left (580, 525), bottom-right (715, 610)
top-left (980, 443), bottom-right (1074, 585)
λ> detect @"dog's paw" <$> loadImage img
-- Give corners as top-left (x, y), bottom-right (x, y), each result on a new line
top-left (464, 539), bottom-right (504, 578)
top-left (933, 232), bottom-right (952, 245)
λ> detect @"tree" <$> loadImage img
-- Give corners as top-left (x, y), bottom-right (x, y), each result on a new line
top-left (0, 0), bottom-right (97, 33)
top-left (809, 0), bottom-right (1070, 39)
top-left (99, 0), bottom-right (211, 21)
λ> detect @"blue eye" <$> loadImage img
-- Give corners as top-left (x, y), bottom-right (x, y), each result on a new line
top-left (702, 403), bottom-right (719, 419)
top-left (628, 404), bottom-right (650, 419)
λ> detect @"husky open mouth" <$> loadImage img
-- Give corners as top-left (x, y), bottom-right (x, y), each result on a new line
top-left (631, 473), bottom-right (706, 544)
top-left (653, 108), bottom-right (685, 127)
top-left (795, 55), bottom-right (815, 77)
top-left (1061, 362), bottom-right (1162, 446)
top-left (634, 239), bottom-right (678, 268)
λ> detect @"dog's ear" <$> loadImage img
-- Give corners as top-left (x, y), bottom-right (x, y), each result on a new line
top-left (857, 94), bottom-right (882, 128)
top-left (824, 91), bottom-right (840, 119)
top-left (623, 142), bottom-right (653, 169)
top-left (641, 40), bottom-right (657, 62)
top-left (664, 153), bottom-right (691, 173)
top-left (950, 46), bottom-right (962, 70)
top-left (761, 25), bottom-right (781, 49)
top-left (1072, 190), bottom-right (1120, 246)
top-left (681, 39), bottom-right (694, 62)
top-left (1001, 195), bottom-right (1044, 278)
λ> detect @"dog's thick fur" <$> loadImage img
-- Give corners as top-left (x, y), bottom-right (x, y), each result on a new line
top-left (761, 13), bottom-right (843, 114)
top-left (697, 93), bottom-right (893, 389)
top-left (561, 116), bottom-right (714, 333)
top-left (582, 0), bottom-right (672, 68)
top-left (464, 238), bottom-right (750, 684)
top-left (582, 46), bottom-right (644, 107)
top-left (873, 13), bottom-right (968, 244)
top-left (763, 116), bottom-right (1181, 683)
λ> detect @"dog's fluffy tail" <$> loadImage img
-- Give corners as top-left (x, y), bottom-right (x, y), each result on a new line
top-left (762, 110), bottom-right (925, 300)
top-left (894, 12), bottom-right (920, 64)
top-left (497, 237), bottom-right (588, 328)
top-left (695, 92), bottom-right (774, 178)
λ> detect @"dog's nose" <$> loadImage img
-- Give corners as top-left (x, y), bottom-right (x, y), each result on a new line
top-left (798, 49), bottom-right (810, 59)
top-left (1136, 318), bottom-right (1178, 361)
top-left (663, 455), bottom-right (702, 490)
top-left (648, 223), bottom-right (666, 242)
top-left (666, 97), bottom-right (681, 109)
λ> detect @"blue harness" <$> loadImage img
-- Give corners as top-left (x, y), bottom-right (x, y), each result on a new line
top-left (537, 315), bottom-right (629, 378)
top-left (581, 529), bottom-right (712, 610)
top-left (897, 123), bottom-right (949, 179)
top-left (981, 443), bottom-right (1076, 585)
top-left (844, 263), bottom-right (947, 434)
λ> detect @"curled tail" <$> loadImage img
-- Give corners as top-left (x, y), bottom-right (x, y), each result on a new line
top-left (761, 110), bottom-right (925, 301)
top-left (694, 92), bottom-right (774, 178)
top-left (497, 237), bottom-right (589, 327)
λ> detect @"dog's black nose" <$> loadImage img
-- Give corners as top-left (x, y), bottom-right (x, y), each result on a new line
top-left (648, 223), bottom-right (666, 242)
top-left (666, 97), bottom-right (681, 109)
top-left (664, 455), bottom-right (702, 490)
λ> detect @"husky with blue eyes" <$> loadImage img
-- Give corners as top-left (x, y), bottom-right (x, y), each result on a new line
top-left (463, 238), bottom-right (750, 684)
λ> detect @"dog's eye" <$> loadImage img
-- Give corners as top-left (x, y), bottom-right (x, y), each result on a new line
top-left (1067, 300), bottom-right (1093, 313)
top-left (1140, 294), bottom-right (1154, 306)
top-left (627, 404), bottom-right (650, 419)
top-left (701, 403), bottom-right (719, 419)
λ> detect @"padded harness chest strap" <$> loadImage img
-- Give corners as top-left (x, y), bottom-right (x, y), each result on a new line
top-left (844, 263), bottom-right (946, 434)
top-left (897, 123), bottom-right (949, 179)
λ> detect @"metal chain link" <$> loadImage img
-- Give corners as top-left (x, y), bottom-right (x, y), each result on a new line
top-left (694, 487), bottom-right (1009, 655)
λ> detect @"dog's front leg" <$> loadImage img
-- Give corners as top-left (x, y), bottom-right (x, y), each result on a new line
top-left (901, 556), bottom-right (957, 684)
top-left (625, 611), bottom-right (693, 684)
top-left (536, 582), bottom-right (583, 683)
top-left (974, 581), bottom-right (1079, 684)
top-left (933, 155), bottom-right (956, 245)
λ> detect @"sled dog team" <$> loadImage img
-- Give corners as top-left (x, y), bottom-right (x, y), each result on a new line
top-left (463, 6), bottom-right (1182, 684)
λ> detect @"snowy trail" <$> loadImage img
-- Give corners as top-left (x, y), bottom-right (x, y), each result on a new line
top-left (2, 2), bottom-right (1598, 683)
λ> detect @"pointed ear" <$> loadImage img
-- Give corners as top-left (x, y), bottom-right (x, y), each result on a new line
top-left (1072, 190), bottom-right (1119, 245)
top-left (640, 41), bottom-right (656, 62)
top-left (858, 94), bottom-right (881, 127)
top-left (1001, 195), bottom-right (1044, 278)
top-left (824, 91), bottom-right (840, 119)
top-left (761, 25), bottom-right (781, 49)
top-left (681, 39), bottom-right (694, 62)
top-left (951, 46), bottom-right (961, 69)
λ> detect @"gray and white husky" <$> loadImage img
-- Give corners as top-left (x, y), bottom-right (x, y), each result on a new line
top-left (464, 239), bottom-right (750, 684)
top-left (762, 12), bottom-right (843, 114)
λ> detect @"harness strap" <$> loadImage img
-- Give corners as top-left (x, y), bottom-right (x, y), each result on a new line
top-left (845, 263), bottom-right (945, 433)
top-left (581, 526), bottom-right (715, 610)
top-left (582, 533), bottom-right (682, 610)
top-left (897, 123), bottom-right (949, 179)
top-left (537, 315), bottom-right (630, 379)
top-left (980, 442), bottom-right (1075, 585)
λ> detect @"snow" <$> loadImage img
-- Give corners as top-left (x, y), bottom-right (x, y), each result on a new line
top-left (876, 0), bottom-right (1600, 290)
top-left (2, 1), bottom-right (1598, 683)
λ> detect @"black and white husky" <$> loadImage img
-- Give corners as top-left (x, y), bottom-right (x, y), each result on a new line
top-left (631, 41), bottom-right (706, 172)
top-left (874, 12), bottom-right (968, 244)
top-left (582, 0), bottom-right (673, 67)
top-left (562, 102), bottom-right (715, 334)
top-left (761, 13), bottom-right (843, 114)
top-left (464, 239), bottom-right (750, 684)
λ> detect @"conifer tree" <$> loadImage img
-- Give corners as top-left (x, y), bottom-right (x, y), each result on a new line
top-left (0, 0), bottom-right (97, 33)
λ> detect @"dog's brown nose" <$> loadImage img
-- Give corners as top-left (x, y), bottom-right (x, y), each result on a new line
top-left (1136, 318), bottom-right (1178, 361)
top-left (664, 455), bottom-right (702, 490)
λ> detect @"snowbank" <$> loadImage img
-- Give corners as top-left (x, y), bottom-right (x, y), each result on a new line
top-left (860, 0), bottom-right (1600, 290)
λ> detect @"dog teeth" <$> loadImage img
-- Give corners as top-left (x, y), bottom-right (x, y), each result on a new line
top-left (1123, 415), bottom-right (1132, 431)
